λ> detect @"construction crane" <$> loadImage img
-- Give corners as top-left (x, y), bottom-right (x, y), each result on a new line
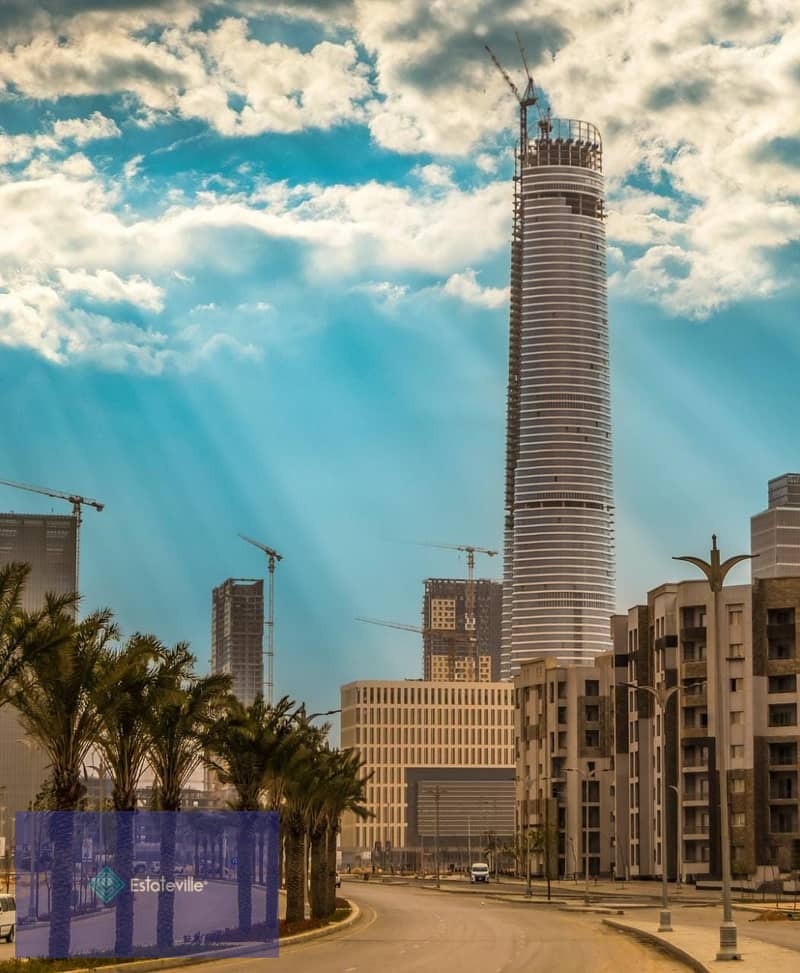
top-left (0, 476), bottom-right (104, 596)
top-left (417, 542), bottom-right (499, 674)
top-left (239, 533), bottom-right (283, 707)
top-left (485, 35), bottom-right (549, 156)
top-left (356, 615), bottom-right (477, 682)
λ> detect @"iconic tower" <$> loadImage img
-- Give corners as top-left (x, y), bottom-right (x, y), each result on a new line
top-left (490, 51), bottom-right (615, 676)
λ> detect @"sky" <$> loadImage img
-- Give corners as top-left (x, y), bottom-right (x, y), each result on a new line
top-left (1, 0), bottom-right (799, 727)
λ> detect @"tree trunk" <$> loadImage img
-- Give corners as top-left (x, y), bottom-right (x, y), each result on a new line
top-left (284, 821), bottom-right (305, 924)
top-left (114, 811), bottom-right (135, 957)
top-left (309, 827), bottom-right (326, 919)
top-left (48, 811), bottom-right (74, 958)
top-left (264, 814), bottom-right (279, 941)
top-left (325, 824), bottom-right (338, 917)
top-left (156, 810), bottom-right (177, 949)
top-left (236, 812), bottom-right (255, 934)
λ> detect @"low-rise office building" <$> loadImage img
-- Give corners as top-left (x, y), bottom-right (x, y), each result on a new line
top-left (340, 680), bottom-right (515, 869)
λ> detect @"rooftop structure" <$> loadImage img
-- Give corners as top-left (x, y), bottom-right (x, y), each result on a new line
top-left (752, 473), bottom-right (800, 579)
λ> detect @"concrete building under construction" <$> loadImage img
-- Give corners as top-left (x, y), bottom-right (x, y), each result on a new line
top-left (0, 512), bottom-right (77, 852)
top-left (495, 57), bottom-right (615, 676)
top-left (423, 578), bottom-right (502, 682)
top-left (211, 578), bottom-right (264, 706)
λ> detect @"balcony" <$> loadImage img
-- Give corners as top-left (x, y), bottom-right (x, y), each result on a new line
top-left (682, 661), bottom-right (708, 679)
top-left (683, 791), bottom-right (710, 804)
top-left (682, 691), bottom-right (707, 708)
top-left (684, 826), bottom-right (711, 838)
top-left (681, 626), bottom-right (707, 641)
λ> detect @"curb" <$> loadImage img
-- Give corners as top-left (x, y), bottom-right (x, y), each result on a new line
top-left (280, 898), bottom-right (361, 947)
top-left (602, 918), bottom-right (710, 973)
top-left (46, 898), bottom-right (360, 973)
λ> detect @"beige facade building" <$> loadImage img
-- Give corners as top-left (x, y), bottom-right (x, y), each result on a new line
top-left (340, 680), bottom-right (515, 868)
top-left (515, 656), bottom-right (616, 879)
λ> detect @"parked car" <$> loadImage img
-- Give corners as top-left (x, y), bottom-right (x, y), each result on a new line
top-left (469, 862), bottom-right (490, 883)
top-left (0, 894), bottom-right (15, 943)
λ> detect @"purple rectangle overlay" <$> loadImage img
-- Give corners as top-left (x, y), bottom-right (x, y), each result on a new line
top-left (15, 810), bottom-right (279, 959)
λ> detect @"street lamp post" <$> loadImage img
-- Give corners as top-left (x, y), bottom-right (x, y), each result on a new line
top-left (565, 767), bottom-right (594, 906)
top-left (622, 681), bottom-right (679, 932)
top-left (675, 535), bottom-right (754, 962)
top-left (668, 784), bottom-right (682, 890)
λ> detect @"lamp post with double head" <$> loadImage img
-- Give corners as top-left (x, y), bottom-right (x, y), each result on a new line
top-left (675, 535), bottom-right (754, 962)
top-left (622, 681), bottom-right (680, 932)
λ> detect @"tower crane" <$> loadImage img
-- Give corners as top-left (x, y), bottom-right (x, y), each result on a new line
top-left (355, 616), bottom-right (475, 682)
top-left (0, 476), bottom-right (104, 596)
top-left (485, 36), bottom-right (549, 155)
top-left (239, 533), bottom-right (283, 707)
top-left (417, 542), bottom-right (499, 675)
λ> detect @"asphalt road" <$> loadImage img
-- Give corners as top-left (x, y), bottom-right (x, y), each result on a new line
top-left (174, 881), bottom-right (688, 973)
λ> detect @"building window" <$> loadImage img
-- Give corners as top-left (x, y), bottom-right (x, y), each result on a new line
top-left (732, 813), bottom-right (746, 828)
top-left (729, 643), bottom-right (745, 659)
top-left (768, 674), bottom-right (797, 693)
top-left (584, 730), bottom-right (600, 748)
top-left (768, 703), bottom-right (798, 727)
top-left (730, 711), bottom-right (743, 725)
top-left (585, 680), bottom-right (600, 697)
top-left (730, 745), bottom-right (744, 760)
top-left (729, 678), bottom-right (743, 693)
top-left (730, 778), bottom-right (745, 794)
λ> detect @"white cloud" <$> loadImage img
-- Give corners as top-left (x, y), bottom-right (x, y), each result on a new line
top-left (52, 111), bottom-right (120, 144)
top-left (441, 268), bottom-right (509, 309)
top-left (58, 268), bottom-right (165, 312)
top-left (237, 300), bottom-right (273, 311)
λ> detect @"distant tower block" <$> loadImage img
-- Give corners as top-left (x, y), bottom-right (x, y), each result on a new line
top-left (487, 44), bottom-right (615, 676)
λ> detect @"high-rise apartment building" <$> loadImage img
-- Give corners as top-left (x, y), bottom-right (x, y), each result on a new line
top-left (751, 473), bottom-right (800, 579)
top-left (423, 578), bottom-right (502, 681)
top-left (339, 680), bottom-right (515, 869)
top-left (0, 513), bottom-right (77, 850)
top-left (211, 578), bottom-right (264, 706)
top-left (502, 113), bottom-right (615, 677)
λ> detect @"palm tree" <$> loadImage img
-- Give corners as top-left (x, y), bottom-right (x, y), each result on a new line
top-left (145, 644), bottom-right (230, 948)
top-left (10, 607), bottom-right (117, 958)
top-left (0, 562), bottom-right (78, 708)
top-left (93, 634), bottom-right (164, 956)
top-left (280, 726), bottom-right (328, 925)
top-left (310, 748), bottom-right (370, 919)
top-left (202, 696), bottom-right (296, 935)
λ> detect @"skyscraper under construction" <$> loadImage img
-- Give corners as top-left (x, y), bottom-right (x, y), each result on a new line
top-left (493, 55), bottom-right (615, 676)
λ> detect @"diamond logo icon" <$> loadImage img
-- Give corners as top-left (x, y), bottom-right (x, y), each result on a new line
top-left (89, 865), bottom-right (126, 904)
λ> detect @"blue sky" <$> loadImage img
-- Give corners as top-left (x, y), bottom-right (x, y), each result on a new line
top-left (1, 1), bottom-right (799, 723)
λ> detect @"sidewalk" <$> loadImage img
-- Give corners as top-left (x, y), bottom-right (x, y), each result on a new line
top-left (603, 915), bottom-right (799, 972)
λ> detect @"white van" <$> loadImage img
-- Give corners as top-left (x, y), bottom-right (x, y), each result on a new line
top-left (0, 894), bottom-right (15, 943)
top-left (470, 862), bottom-right (490, 883)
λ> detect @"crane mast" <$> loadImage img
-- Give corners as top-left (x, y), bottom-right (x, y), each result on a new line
top-left (0, 476), bottom-right (104, 600)
top-left (239, 533), bottom-right (283, 706)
